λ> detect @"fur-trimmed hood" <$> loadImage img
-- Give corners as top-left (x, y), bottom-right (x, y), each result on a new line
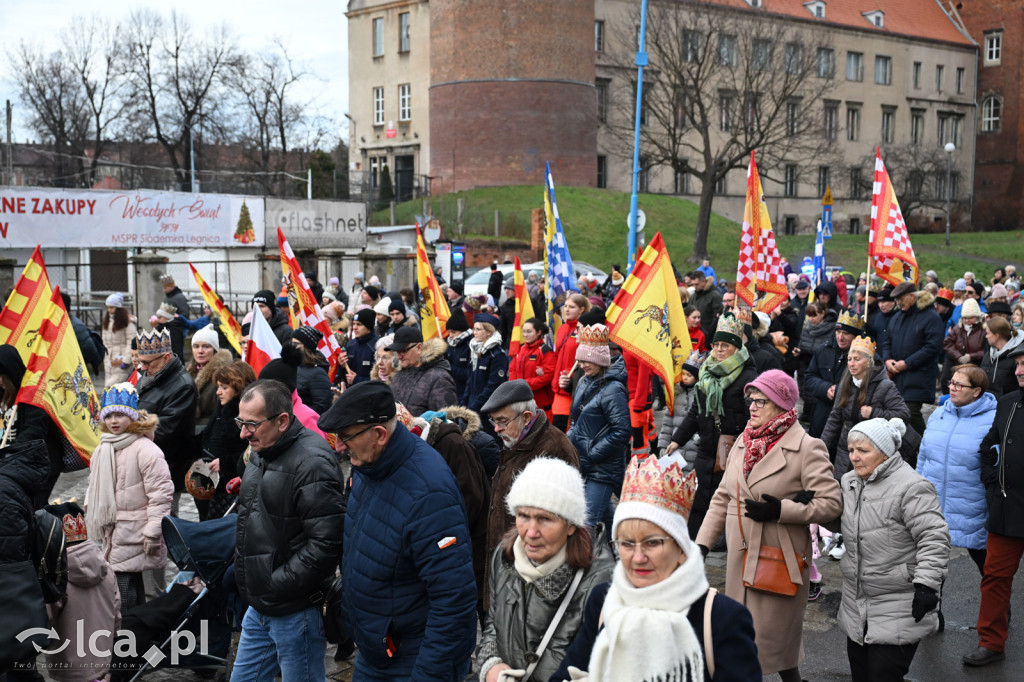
top-left (915, 289), bottom-right (936, 310)
top-left (419, 336), bottom-right (450, 367)
top-left (438, 405), bottom-right (482, 442)
top-left (191, 349), bottom-right (234, 390)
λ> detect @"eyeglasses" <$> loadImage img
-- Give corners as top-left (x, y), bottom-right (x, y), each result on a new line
top-left (711, 342), bottom-right (733, 351)
top-left (614, 537), bottom-right (671, 556)
top-left (948, 380), bottom-right (975, 391)
top-left (234, 416), bottom-right (275, 433)
top-left (137, 356), bottom-right (166, 368)
top-left (337, 423), bottom-right (379, 445)
top-left (745, 397), bottom-right (770, 409)
top-left (488, 412), bottom-right (525, 429)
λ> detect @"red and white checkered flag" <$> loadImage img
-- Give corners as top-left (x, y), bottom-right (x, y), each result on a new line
top-left (870, 148), bottom-right (918, 286)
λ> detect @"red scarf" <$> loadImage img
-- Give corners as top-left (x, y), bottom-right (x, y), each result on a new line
top-left (742, 408), bottom-right (798, 478)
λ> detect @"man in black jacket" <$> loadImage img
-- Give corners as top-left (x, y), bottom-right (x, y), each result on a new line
top-left (232, 379), bottom-right (344, 681)
top-left (804, 311), bottom-right (863, 437)
top-left (252, 289), bottom-right (293, 345)
top-left (487, 263), bottom-right (504, 304)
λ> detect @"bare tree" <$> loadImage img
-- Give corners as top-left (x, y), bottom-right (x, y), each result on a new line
top-left (608, 0), bottom-right (840, 262)
top-left (859, 145), bottom-right (964, 218)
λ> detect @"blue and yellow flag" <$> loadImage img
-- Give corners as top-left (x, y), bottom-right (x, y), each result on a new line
top-left (543, 162), bottom-right (575, 347)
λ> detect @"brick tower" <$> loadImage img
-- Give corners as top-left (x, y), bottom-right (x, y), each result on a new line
top-left (429, 0), bottom-right (597, 192)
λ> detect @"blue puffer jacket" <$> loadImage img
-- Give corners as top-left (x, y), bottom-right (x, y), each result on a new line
top-left (916, 391), bottom-right (997, 550)
top-left (567, 357), bottom-right (631, 487)
top-left (344, 332), bottom-right (378, 385)
top-left (342, 424), bottom-right (478, 678)
top-left (880, 291), bottom-right (945, 403)
top-left (462, 334), bottom-right (508, 413)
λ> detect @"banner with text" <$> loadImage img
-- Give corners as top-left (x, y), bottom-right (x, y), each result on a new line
top-left (266, 198), bottom-right (367, 249)
top-left (0, 188), bottom-right (265, 248)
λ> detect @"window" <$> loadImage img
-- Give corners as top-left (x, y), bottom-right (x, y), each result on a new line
top-left (875, 56), bottom-right (892, 85)
top-left (372, 18), bottom-right (384, 57)
top-left (786, 100), bottom-right (799, 136)
top-left (982, 96), bottom-right (1002, 133)
top-left (850, 217), bottom-right (861, 235)
top-left (715, 175), bottom-right (728, 195)
top-left (985, 31), bottom-right (1002, 65)
top-left (912, 62), bottom-right (921, 89)
top-left (399, 13), bottom-right (410, 53)
top-left (936, 173), bottom-right (960, 201)
top-left (639, 85), bottom-right (648, 126)
top-left (817, 166), bottom-right (830, 198)
top-left (908, 170), bottom-right (925, 197)
top-left (956, 67), bottom-right (965, 94)
top-left (369, 157), bottom-right (381, 189)
top-left (806, 1), bottom-right (826, 19)
top-left (850, 167), bottom-right (864, 200)
top-left (718, 35), bottom-right (737, 67)
top-left (720, 93), bottom-right (735, 132)
top-left (846, 105), bottom-right (860, 141)
top-left (846, 52), bottom-right (863, 81)
top-left (597, 156), bottom-right (607, 188)
top-left (784, 164), bottom-right (798, 197)
top-left (816, 47), bottom-right (834, 78)
top-left (596, 78), bottom-right (610, 124)
top-left (935, 65), bottom-right (944, 91)
top-left (638, 157), bottom-right (649, 193)
top-left (938, 113), bottom-right (962, 146)
top-left (675, 168), bottom-right (690, 194)
top-left (744, 92), bottom-right (761, 132)
top-left (674, 89), bottom-right (689, 129)
top-left (595, 20), bottom-right (605, 52)
top-left (785, 43), bottom-right (802, 75)
top-left (911, 109), bottom-right (925, 145)
top-left (752, 39), bottom-right (771, 71)
top-left (881, 107), bottom-right (895, 144)
top-left (683, 30), bottom-right (703, 63)
top-left (824, 101), bottom-right (839, 140)
top-left (372, 87), bottom-right (384, 125)
top-left (864, 11), bottom-right (884, 27)
top-left (398, 84), bottom-right (411, 121)
top-left (784, 216), bottom-right (798, 236)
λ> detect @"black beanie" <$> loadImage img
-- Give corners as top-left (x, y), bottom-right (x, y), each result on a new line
top-left (253, 289), bottom-right (276, 306)
top-left (446, 312), bottom-right (469, 332)
top-left (578, 309), bottom-right (606, 326)
top-left (258, 343), bottom-right (303, 392)
top-left (362, 285), bottom-right (380, 302)
top-left (388, 299), bottom-right (406, 315)
top-left (292, 326), bottom-right (322, 352)
top-left (355, 309), bottom-right (377, 330)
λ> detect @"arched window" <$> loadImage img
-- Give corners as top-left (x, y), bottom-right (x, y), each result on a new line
top-left (982, 96), bottom-right (1002, 133)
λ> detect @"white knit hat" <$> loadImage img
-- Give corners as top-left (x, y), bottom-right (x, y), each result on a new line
top-left (505, 458), bottom-right (586, 527)
top-left (191, 323), bottom-right (220, 350)
top-left (374, 297), bottom-right (392, 316)
top-left (960, 298), bottom-right (982, 319)
top-left (105, 292), bottom-right (124, 308)
top-left (849, 417), bottom-right (906, 458)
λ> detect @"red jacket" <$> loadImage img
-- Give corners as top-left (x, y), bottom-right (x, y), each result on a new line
top-left (623, 350), bottom-right (653, 412)
top-left (551, 318), bottom-right (580, 398)
top-left (509, 338), bottom-right (556, 409)
top-left (688, 326), bottom-right (707, 352)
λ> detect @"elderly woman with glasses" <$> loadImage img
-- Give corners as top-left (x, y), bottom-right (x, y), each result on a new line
top-left (917, 366), bottom-right (997, 578)
top-left (697, 370), bottom-right (842, 682)
top-left (552, 456), bottom-right (760, 681)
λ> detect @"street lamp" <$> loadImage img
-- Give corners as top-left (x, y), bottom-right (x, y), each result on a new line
top-left (944, 141), bottom-right (955, 246)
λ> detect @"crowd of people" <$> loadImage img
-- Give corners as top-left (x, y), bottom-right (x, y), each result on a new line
top-left (1, 258), bottom-right (1023, 681)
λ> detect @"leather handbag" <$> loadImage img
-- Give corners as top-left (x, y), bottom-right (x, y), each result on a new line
top-left (714, 434), bottom-right (735, 473)
top-left (736, 481), bottom-right (806, 597)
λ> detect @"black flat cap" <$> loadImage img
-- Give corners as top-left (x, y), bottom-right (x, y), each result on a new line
top-left (890, 282), bottom-right (916, 300)
top-left (318, 381), bottom-right (397, 432)
top-left (386, 326), bottom-right (423, 351)
top-left (481, 379), bottom-right (535, 413)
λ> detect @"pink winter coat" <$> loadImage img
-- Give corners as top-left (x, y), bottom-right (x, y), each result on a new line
top-left (46, 541), bottom-right (121, 681)
top-left (292, 390), bottom-right (326, 438)
top-left (89, 434), bottom-right (174, 573)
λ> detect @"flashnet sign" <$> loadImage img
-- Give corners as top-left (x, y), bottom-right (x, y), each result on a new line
top-left (266, 198), bottom-right (367, 249)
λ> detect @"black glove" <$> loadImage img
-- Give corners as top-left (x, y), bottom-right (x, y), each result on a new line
top-left (912, 584), bottom-right (939, 622)
top-left (743, 494), bottom-right (781, 522)
top-left (699, 544), bottom-right (710, 559)
top-left (792, 490), bottom-right (816, 504)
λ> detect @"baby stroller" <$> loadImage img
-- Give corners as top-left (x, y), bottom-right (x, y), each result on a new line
top-left (111, 514), bottom-right (237, 681)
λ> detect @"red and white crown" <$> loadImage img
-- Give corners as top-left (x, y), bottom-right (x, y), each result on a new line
top-left (620, 456), bottom-right (698, 520)
top-left (576, 323), bottom-right (609, 348)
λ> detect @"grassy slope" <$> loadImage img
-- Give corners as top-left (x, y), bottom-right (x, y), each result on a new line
top-left (373, 186), bottom-right (1020, 284)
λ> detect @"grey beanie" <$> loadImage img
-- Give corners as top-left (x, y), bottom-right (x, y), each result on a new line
top-left (849, 418), bottom-right (906, 458)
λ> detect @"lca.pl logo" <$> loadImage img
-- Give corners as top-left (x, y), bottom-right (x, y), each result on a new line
top-left (17, 620), bottom-right (210, 666)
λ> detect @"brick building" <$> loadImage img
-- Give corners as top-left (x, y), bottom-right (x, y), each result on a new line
top-left (956, 0), bottom-right (1024, 230)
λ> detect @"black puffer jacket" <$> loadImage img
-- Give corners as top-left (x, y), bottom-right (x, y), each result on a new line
top-left (235, 417), bottom-right (345, 615)
top-left (389, 337), bottom-right (459, 416)
top-left (446, 331), bottom-right (473, 398)
top-left (568, 357), bottom-right (631, 487)
top-left (880, 291), bottom-right (945, 403)
top-left (0, 439), bottom-right (49, 563)
top-left (267, 309), bottom-right (293, 345)
top-left (981, 389), bottom-right (1024, 538)
top-left (805, 335), bottom-right (849, 437)
top-left (297, 363), bottom-right (332, 414)
top-left (137, 355), bottom-right (198, 491)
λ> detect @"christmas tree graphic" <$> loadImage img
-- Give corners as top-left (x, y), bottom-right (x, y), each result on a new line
top-left (234, 200), bottom-right (255, 244)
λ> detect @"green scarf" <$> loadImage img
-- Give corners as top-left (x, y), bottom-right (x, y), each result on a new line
top-left (696, 345), bottom-right (750, 418)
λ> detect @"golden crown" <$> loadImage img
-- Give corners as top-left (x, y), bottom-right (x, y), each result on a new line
top-left (733, 307), bottom-right (752, 325)
top-left (577, 323), bottom-right (610, 348)
top-left (620, 456), bottom-right (698, 520)
top-left (850, 335), bottom-right (876, 357)
top-left (837, 310), bottom-right (865, 330)
top-left (62, 511), bottom-right (88, 543)
top-left (137, 328), bottom-right (171, 355)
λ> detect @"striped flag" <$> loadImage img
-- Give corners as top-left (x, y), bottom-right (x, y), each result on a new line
top-left (189, 264), bottom-right (243, 355)
top-left (543, 162), bottom-right (576, 346)
top-left (509, 257), bottom-right (538, 356)
top-left (0, 246), bottom-right (54, 357)
top-left (415, 225), bottom-right (450, 340)
top-left (277, 228), bottom-right (345, 381)
top-left (244, 303), bottom-right (282, 377)
top-left (814, 220), bottom-right (827, 288)
top-left (736, 152), bottom-right (762, 308)
top-left (606, 232), bottom-right (692, 413)
top-left (870, 148), bottom-right (918, 286)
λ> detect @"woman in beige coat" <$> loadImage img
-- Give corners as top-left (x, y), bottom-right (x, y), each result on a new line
top-left (697, 369), bottom-right (842, 681)
top-left (101, 293), bottom-right (137, 387)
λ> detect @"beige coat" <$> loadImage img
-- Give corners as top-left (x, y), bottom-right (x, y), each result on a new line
top-left (102, 316), bottom-right (138, 387)
top-left (697, 422), bottom-right (842, 674)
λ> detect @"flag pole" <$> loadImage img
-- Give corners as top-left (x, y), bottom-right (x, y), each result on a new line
top-left (627, 0), bottom-right (650, 271)
top-left (865, 253), bottom-right (871, 324)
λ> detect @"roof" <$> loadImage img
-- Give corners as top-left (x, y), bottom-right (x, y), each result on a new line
top-left (691, 0), bottom-right (974, 47)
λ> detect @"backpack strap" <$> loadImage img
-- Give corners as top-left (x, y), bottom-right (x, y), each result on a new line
top-left (704, 587), bottom-right (717, 678)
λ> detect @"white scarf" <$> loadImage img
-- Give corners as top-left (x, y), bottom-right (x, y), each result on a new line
top-left (469, 332), bottom-right (503, 369)
top-left (512, 536), bottom-right (567, 584)
top-left (852, 376), bottom-right (863, 388)
top-left (589, 548), bottom-right (709, 682)
top-left (85, 432), bottom-right (140, 542)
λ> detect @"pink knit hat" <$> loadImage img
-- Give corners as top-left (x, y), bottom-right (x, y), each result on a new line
top-left (744, 370), bottom-right (798, 411)
top-left (575, 324), bottom-right (611, 367)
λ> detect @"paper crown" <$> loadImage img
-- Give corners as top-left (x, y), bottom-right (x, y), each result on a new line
top-left (155, 302), bottom-right (177, 320)
top-left (733, 307), bottom-right (752, 326)
top-left (577, 323), bottom-right (610, 348)
top-left (46, 500), bottom-right (88, 543)
top-left (713, 312), bottom-right (745, 347)
top-left (850, 335), bottom-right (877, 358)
top-left (101, 382), bottom-right (140, 420)
top-left (836, 310), bottom-right (865, 331)
top-left (137, 328), bottom-right (172, 356)
top-left (159, 273), bottom-right (175, 285)
top-left (936, 288), bottom-right (954, 303)
top-left (620, 456), bottom-right (698, 520)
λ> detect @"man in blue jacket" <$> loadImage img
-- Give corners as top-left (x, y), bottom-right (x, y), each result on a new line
top-left (318, 381), bottom-right (477, 681)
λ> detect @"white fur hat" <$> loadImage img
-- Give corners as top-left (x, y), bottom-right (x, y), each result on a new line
top-left (505, 458), bottom-right (586, 527)
top-left (191, 323), bottom-right (220, 350)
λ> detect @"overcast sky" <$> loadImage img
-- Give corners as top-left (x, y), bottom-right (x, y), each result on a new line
top-left (0, 1), bottom-right (349, 144)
